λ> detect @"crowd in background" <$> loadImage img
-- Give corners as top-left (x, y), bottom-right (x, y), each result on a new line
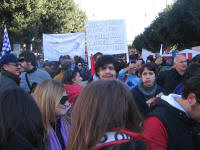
top-left (0, 50), bottom-right (200, 150)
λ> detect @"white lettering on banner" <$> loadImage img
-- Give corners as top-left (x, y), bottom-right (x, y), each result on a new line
top-left (86, 19), bottom-right (128, 55)
top-left (43, 32), bottom-right (85, 61)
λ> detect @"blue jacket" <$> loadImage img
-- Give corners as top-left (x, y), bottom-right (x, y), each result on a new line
top-left (118, 69), bottom-right (140, 90)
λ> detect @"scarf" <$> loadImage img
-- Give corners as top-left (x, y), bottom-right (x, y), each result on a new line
top-left (138, 82), bottom-right (157, 100)
top-left (89, 128), bottom-right (150, 150)
top-left (46, 117), bottom-right (70, 150)
top-left (26, 67), bottom-right (37, 73)
top-left (1, 70), bottom-right (21, 85)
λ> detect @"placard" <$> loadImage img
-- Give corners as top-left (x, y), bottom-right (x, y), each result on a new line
top-left (43, 32), bottom-right (85, 61)
top-left (86, 19), bottom-right (128, 55)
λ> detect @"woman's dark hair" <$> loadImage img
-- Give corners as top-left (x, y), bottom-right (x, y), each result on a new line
top-left (62, 69), bottom-right (78, 84)
top-left (139, 63), bottom-right (158, 77)
top-left (0, 87), bottom-right (45, 150)
top-left (19, 50), bottom-right (37, 67)
top-left (95, 55), bottom-right (120, 76)
top-left (182, 63), bottom-right (200, 84)
top-left (66, 80), bottom-right (143, 150)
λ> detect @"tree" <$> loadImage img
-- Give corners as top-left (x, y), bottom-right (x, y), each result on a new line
top-left (0, 0), bottom-right (87, 52)
top-left (133, 0), bottom-right (200, 52)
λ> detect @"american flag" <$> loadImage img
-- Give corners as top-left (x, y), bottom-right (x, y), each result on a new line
top-left (1, 25), bottom-right (11, 56)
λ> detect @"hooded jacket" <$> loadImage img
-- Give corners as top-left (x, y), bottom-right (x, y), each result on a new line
top-left (143, 94), bottom-right (200, 150)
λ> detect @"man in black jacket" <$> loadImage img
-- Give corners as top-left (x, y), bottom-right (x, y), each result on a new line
top-left (143, 76), bottom-right (200, 150)
top-left (0, 54), bottom-right (23, 89)
top-left (157, 54), bottom-right (187, 94)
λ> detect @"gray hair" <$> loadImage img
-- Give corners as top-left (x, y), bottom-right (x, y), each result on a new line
top-left (174, 54), bottom-right (186, 63)
top-left (61, 60), bottom-right (72, 71)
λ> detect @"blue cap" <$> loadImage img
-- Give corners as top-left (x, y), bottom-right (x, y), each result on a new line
top-left (0, 54), bottom-right (23, 67)
top-left (59, 55), bottom-right (64, 59)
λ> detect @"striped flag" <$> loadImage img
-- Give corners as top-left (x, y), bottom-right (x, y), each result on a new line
top-left (1, 25), bottom-right (11, 56)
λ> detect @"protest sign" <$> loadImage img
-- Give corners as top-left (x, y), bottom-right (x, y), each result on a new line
top-left (43, 32), bottom-right (85, 61)
top-left (86, 19), bottom-right (128, 56)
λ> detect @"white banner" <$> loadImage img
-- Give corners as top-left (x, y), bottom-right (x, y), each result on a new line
top-left (43, 32), bottom-right (85, 61)
top-left (86, 19), bottom-right (128, 56)
top-left (179, 49), bottom-right (200, 60)
top-left (142, 48), bottom-right (155, 62)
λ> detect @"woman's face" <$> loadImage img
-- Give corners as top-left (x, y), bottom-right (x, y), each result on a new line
top-left (55, 92), bottom-right (68, 117)
top-left (72, 72), bottom-right (82, 86)
top-left (141, 67), bottom-right (155, 87)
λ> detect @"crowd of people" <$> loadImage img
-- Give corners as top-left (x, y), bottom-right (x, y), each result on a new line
top-left (0, 50), bottom-right (200, 150)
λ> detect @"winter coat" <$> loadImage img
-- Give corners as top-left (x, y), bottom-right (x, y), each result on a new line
top-left (145, 94), bottom-right (200, 150)
top-left (0, 70), bottom-right (20, 90)
top-left (132, 84), bottom-right (166, 116)
top-left (157, 68), bottom-right (183, 94)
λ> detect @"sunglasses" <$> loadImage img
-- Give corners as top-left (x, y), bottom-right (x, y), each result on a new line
top-left (7, 63), bottom-right (21, 67)
top-left (60, 95), bottom-right (69, 105)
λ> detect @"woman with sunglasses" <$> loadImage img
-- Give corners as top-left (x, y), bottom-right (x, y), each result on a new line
top-left (32, 80), bottom-right (70, 150)
top-left (62, 69), bottom-right (82, 113)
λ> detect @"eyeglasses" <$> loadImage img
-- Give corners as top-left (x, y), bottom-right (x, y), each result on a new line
top-left (7, 63), bottom-right (21, 67)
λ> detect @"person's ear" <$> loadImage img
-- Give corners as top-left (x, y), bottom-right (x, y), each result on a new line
top-left (187, 93), bottom-right (197, 105)
top-left (3, 64), bottom-right (8, 71)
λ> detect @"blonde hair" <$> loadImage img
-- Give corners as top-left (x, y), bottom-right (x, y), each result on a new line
top-left (32, 80), bottom-right (66, 134)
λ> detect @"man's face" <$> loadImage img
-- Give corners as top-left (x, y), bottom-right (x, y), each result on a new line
top-left (189, 103), bottom-right (200, 123)
top-left (20, 60), bottom-right (31, 72)
top-left (175, 56), bottom-right (187, 73)
top-left (98, 63), bottom-right (117, 80)
top-left (3, 62), bottom-right (21, 76)
top-left (122, 56), bottom-right (126, 63)
top-left (77, 63), bottom-right (82, 70)
top-left (136, 60), bottom-right (143, 71)
top-left (187, 93), bottom-right (200, 123)
top-left (128, 63), bottom-right (137, 75)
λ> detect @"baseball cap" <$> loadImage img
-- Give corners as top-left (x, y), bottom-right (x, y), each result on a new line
top-left (0, 54), bottom-right (23, 67)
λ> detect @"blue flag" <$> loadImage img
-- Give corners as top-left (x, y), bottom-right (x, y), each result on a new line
top-left (1, 25), bottom-right (11, 56)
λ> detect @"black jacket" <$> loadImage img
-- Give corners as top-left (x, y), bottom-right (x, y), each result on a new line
top-left (0, 70), bottom-right (20, 90)
top-left (1, 133), bottom-right (37, 150)
top-left (157, 68), bottom-right (183, 94)
top-left (132, 85), bottom-right (166, 116)
top-left (147, 99), bottom-right (200, 150)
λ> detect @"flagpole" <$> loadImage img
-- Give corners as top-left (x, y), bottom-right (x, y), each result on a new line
top-left (160, 44), bottom-right (163, 56)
